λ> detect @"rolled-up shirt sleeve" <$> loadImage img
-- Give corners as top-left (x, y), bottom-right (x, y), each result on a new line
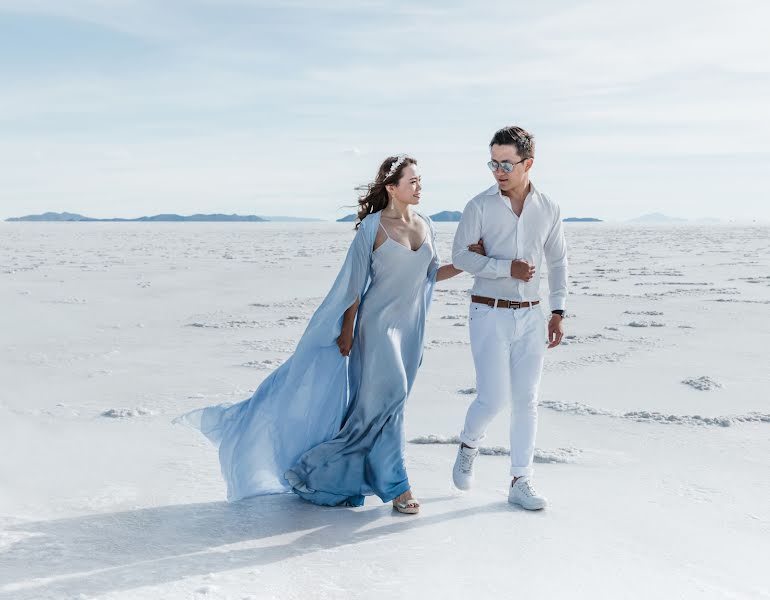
top-left (543, 207), bottom-right (568, 311)
top-left (452, 201), bottom-right (513, 279)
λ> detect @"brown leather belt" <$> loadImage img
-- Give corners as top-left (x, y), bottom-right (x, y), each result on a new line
top-left (471, 295), bottom-right (540, 309)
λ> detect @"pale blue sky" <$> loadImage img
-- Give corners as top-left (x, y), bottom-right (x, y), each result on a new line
top-left (1, 0), bottom-right (769, 221)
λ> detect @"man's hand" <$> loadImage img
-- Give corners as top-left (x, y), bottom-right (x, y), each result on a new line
top-left (547, 314), bottom-right (564, 349)
top-left (336, 329), bottom-right (354, 356)
top-left (511, 259), bottom-right (535, 282)
top-left (468, 239), bottom-right (486, 256)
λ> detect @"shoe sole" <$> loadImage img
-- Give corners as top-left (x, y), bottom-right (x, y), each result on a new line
top-left (393, 505), bottom-right (420, 515)
top-left (452, 474), bottom-right (473, 491)
top-left (508, 498), bottom-right (546, 511)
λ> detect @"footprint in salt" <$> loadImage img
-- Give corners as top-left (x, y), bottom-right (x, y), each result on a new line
top-left (101, 407), bottom-right (155, 418)
top-left (626, 320), bottom-right (665, 328)
top-left (682, 376), bottom-right (723, 391)
top-left (241, 359), bottom-right (284, 369)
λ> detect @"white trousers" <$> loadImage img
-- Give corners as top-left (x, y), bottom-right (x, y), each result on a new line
top-left (459, 302), bottom-right (547, 477)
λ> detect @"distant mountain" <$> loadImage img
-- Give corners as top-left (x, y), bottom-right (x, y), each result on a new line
top-left (431, 211), bottom-right (462, 222)
top-left (7, 212), bottom-right (267, 222)
top-left (629, 212), bottom-right (686, 223)
top-left (134, 214), bottom-right (267, 222)
top-left (2, 211), bottom-right (615, 225)
top-left (6, 211), bottom-right (97, 222)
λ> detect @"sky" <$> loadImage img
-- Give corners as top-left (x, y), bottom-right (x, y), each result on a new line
top-left (1, 0), bottom-right (769, 221)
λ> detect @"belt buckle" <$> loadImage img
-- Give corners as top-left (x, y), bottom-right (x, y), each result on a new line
top-left (510, 301), bottom-right (531, 310)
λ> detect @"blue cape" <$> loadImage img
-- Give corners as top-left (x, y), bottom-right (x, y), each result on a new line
top-left (175, 210), bottom-right (439, 501)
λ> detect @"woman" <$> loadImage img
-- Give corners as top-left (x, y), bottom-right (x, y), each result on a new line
top-left (176, 155), bottom-right (483, 515)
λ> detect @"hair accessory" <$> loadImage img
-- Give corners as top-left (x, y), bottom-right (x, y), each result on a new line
top-left (384, 154), bottom-right (407, 180)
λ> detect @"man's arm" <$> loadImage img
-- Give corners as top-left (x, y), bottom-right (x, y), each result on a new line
top-left (452, 201), bottom-right (512, 279)
top-left (543, 206), bottom-right (568, 311)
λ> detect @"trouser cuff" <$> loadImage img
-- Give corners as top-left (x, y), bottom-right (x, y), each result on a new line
top-left (459, 431), bottom-right (484, 448)
top-left (510, 466), bottom-right (534, 477)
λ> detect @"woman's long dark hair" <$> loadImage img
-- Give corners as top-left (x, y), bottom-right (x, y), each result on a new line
top-left (354, 155), bottom-right (417, 229)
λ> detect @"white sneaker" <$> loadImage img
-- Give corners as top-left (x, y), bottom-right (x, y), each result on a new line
top-left (452, 445), bottom-right (479, 490)
top-left (508, 477), bottom-right (547, 510)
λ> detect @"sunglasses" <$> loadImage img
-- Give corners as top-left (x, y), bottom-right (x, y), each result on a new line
top-left (487, 158), bottom-right (528, 173)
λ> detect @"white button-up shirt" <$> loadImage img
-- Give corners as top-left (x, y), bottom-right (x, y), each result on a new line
top-left (451, 182), bottom-right (568, 311)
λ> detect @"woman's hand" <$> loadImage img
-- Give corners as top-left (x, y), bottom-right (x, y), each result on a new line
top-left (438, 239), bottom-right (486, 282)
top-left (337, 299), bottom-right (359, 356)
top-left (468, 239), bottom-right (486, 256)
top-left (336, 329), bottom-right (354, 356)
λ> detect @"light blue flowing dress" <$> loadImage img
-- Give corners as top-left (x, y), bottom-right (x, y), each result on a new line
top-left (175, 210), bottom-right (439, 506)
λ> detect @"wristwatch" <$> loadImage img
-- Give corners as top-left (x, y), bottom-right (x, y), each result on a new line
top-left (551, 310), bottom-right (564, 317)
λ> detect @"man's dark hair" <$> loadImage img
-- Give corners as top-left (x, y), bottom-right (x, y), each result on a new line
top-left (490, 126), bottom-right (535, 159)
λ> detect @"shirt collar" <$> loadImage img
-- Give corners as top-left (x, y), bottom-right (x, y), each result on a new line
top-left (485, 181), bottom-right (538, 197)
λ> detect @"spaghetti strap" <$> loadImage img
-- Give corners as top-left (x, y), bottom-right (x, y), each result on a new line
top-left (378, 222), bottom-right (391, 239)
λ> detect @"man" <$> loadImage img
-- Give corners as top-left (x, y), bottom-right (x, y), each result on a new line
top-left (451, 125), bottom-right (568, 510)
